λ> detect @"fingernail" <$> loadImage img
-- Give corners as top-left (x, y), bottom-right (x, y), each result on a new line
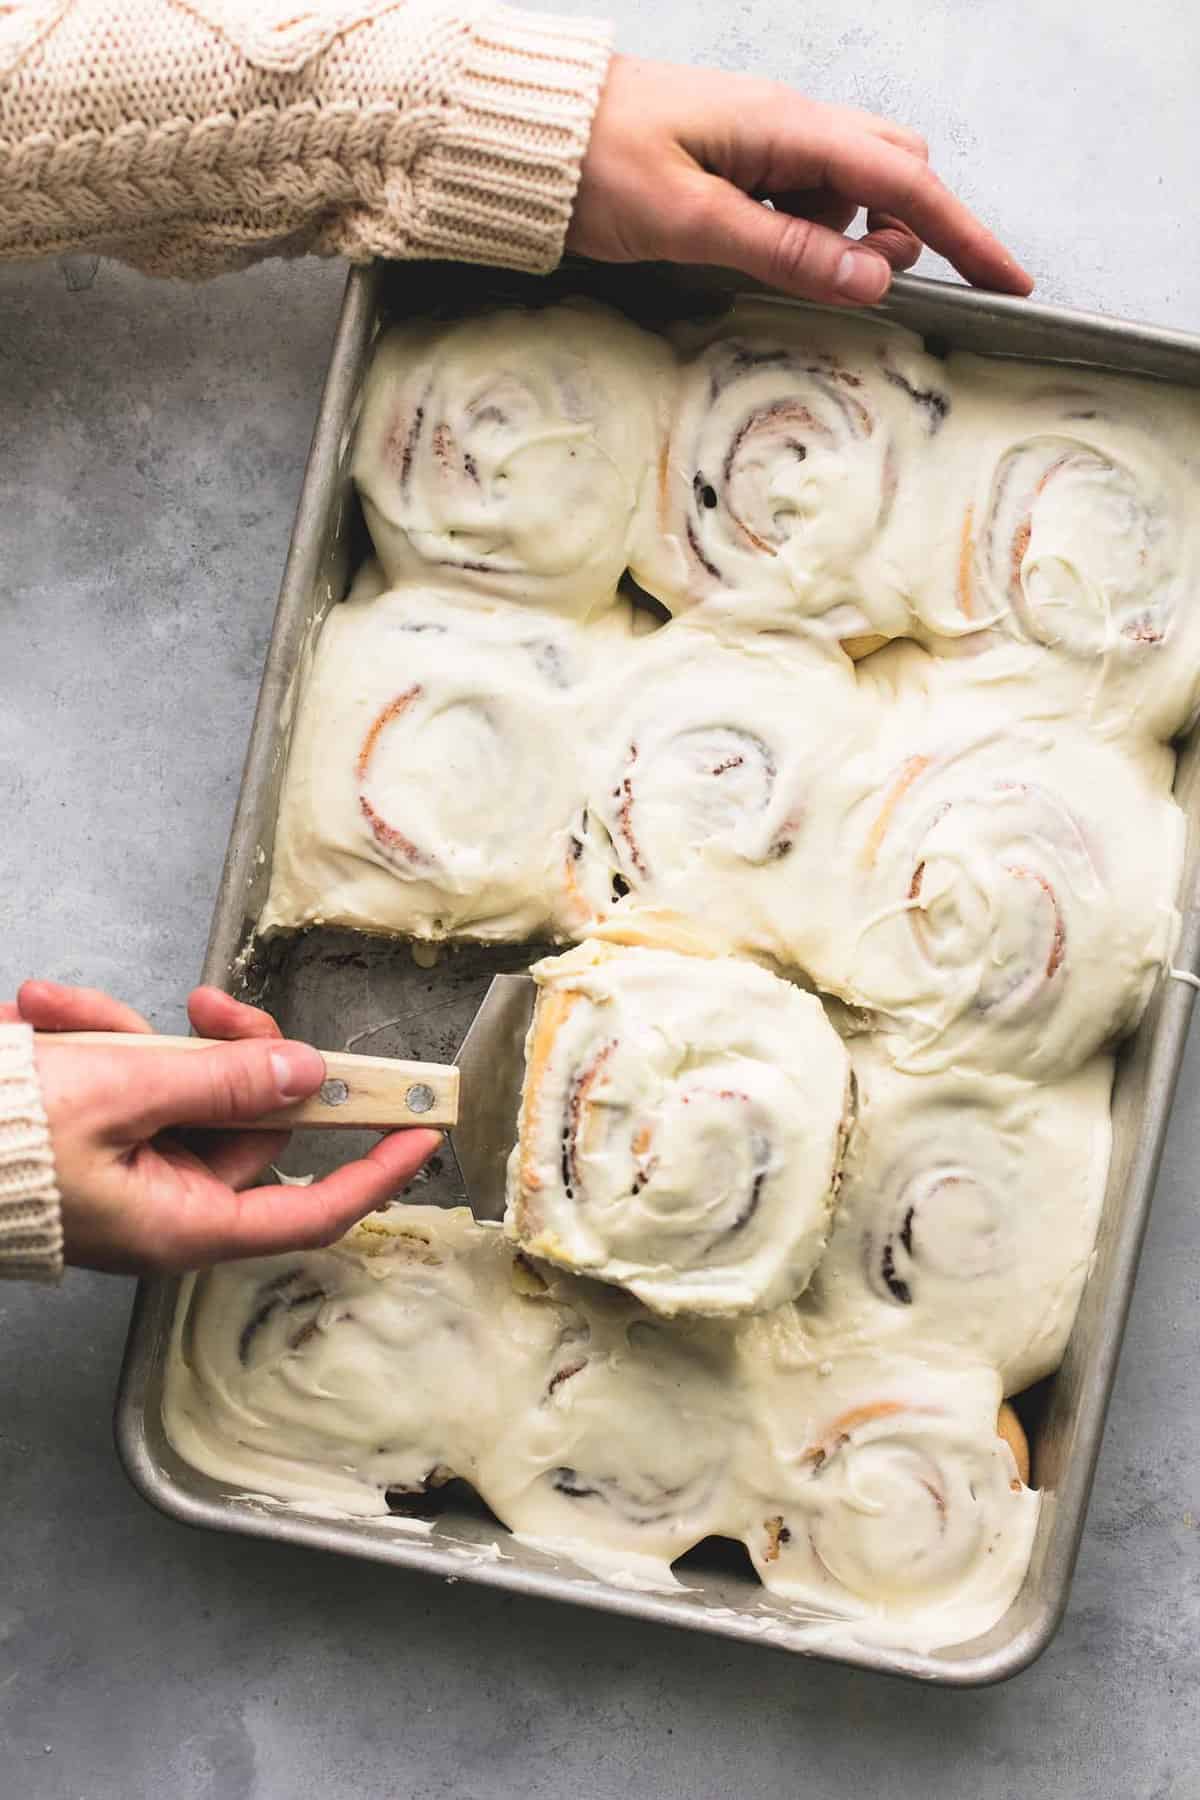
top-left (836, 249), bottom-right (890, 302)
top-left (270, 1044), bottom-right (326, 1103)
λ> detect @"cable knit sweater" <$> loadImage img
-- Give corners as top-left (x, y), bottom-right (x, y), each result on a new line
top-left (0, 0), bottom-right (612, 1279)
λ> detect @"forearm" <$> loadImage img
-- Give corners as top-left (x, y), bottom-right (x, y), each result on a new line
top-left (0, 1025), bottom-right (62, 1282)
top-left (0, 1), bottom-right (611, 277)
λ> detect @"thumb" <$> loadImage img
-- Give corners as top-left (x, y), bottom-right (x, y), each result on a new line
top-left (125, 1039), bottom-right (326, 1136)
top-left (675, 177), bottom-right (892, 306)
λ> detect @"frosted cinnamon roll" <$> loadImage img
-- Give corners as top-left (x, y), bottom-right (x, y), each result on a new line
top-left (352, 302), bottom-right (676, 619)
top-left (804, 695), bottom-right (1184, 1078)
top-left (504, 936), bottom-right (853, 1316)
top-left (162, 1208), bottom-right (573, 1516)
top-left (261, 585), bottom-right (625, 942)
top-left (907, 356), bottom-right (1200, 744)
top-left (630, 303), bottom-right (949, 641)
top-left (733, 1354), bottom-right (1039, 1651)
top-left (557, 613), bottom-right (871, 963)
top-left (801, 1045), bottom-right (1113, 1392)
top-left (477, 1286), bottom-right (744, 1570)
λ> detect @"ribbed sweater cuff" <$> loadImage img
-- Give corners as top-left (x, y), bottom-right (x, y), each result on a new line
top-left (406, 6), bottom-right (613, 272)
top-left (0, 1024), bottom-right (63, 1283)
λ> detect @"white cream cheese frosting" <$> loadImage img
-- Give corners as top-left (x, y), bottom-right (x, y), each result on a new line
top-left (164, 1202), bottom-right (1039, 1651)
top-left (899, 354), bottom-right (1200, 746)
top-left (261, 584), bottom-right (645, 942)
top-left (729, 1332), bottom-right (1040, 1652)
top-left (162, 1207), bottom-right (576, 1516)
top-left (352, 301), bottom-right (676, 618)
top-left (504, 937), bottom-right (853, 1316)
top-left (798, 1043), bottom-right (1114, 1393)
top-left (629, 301), bottom-right (951, 642)
top-left (793, 682), bottom-right (1184, 1078)
top-left (475, 1276), bottom-right (747, 1566)
top-left (558, 607), bottom-right (876, 963)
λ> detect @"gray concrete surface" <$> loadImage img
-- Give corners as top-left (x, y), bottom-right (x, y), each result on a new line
top-left (2, 2), bottom-right (1198, 1794)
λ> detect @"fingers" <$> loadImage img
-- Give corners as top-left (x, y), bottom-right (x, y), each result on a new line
top-left (180, 1128), bottom-right (292, 1190)
top-left (230, 1130), bottom-right (444, 1256)
top-left (120, 1037), bottom-right (327, 1137)
top-left (187, 986), bottom-right (283, 1042)
top-left (858, 208), bottom-right (924, 272)
top-left (809, 129), bottom-right (1032, 294)
top-left (767, 189), bottom-right (858, 236)
top-left (165, 1129), bottom-right (443, 1266)
top-left (0, 1003), bottom-right (20, 1024)
top-left (671, 177), bottom-right (893, 306)
top-left (17, 980), bottom-right (154, 1035)
top-left (817, 100), bottom-right (929, 160)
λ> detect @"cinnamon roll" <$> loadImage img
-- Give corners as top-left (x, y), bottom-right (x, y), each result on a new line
top-left (262, 585), bottom-right (624, 942)
top-left (162, 1207), bottom-right (573, 1516)
top-left (504, 936), bottom-right (853, 1316)
top-left (557, 612), bottom-right (871, 963)
top-left (733, 1354), bottom-right (1039, 1651)
top-left (802, 694), bottom-right (1184, 1078)
top-left (906, 356), bottom-right (1200, 744)
top-left (352, 302), bottom-right (676, 619)
top-left (630, 302), bottom-right (949, 642)
top-left (801, 1044), bottom-right (1113, 1393)
top-left (476, 1283), bottom-right (744, 1569)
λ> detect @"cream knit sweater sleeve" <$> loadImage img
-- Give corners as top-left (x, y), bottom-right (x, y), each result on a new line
top-left (0, 0), bottom-right (612, 277)
top-left (1, 2), bottom-right (613, 1280)
top-left (0, 1026), bottom-right (63, 1281)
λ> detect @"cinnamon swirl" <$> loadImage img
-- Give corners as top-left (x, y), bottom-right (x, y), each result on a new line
top-left (733, 1353), bottom-right (1039, 1651)
top-left (162, 1207), bottom-right (574, 1516)
top-left (557, 612), bottom-right (871, 962)
top-left (352, 302), bottom-right (676, 619)
top-left (906, 356), bottom-right (1200, 744)
top-left (801, 693), bottom-right (1184, 1077)
top-left (262, 585), bottom-right (629, 942)
top-left (476, 1282), bottom-right (744, 1569)
top-left (504, 936), bottom-right (853, 1316)
top-left (801, 1044), bottom-right (1113, 1392)
top-left (630, 303), bottom-right (949, 642)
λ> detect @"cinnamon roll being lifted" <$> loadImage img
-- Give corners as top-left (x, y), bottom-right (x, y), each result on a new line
top-left (557, 613), bottom-right (871, 965)
top-left (904, 356), bottom-right (1200, 745)
top-left (352, 301), bottom-right (676, 619)
top-left (262, 582), bottom-right (631, 942)
top-left (504, 935), bottom-right (853, 1317)
top-left (731, 1345), bottom-right (1039, 1652)
top-left (162, 1207), bottom-right (575, 1516)
top-left (801, 1043), bottom-right (1113, 1394)
top-left (630, 302), bottom-right (949, 642)
top-left (798, 689), bottom-right (1184, 1079)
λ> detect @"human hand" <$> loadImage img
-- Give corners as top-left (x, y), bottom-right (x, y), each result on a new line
top-left (4, 981), bottom-right (441, 1275)
top-left (568, 55), bottom-right (1032, 306)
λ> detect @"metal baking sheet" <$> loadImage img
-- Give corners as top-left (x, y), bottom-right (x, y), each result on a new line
top-left (114, 259), bottom-right (1200, 1686)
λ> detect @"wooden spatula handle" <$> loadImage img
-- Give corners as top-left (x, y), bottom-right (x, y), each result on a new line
top-left (37, 1032), bottom-right (460, 1131)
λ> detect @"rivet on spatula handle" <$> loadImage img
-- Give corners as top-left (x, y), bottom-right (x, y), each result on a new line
top-left (35, 1032), bottom-right (460, 1131)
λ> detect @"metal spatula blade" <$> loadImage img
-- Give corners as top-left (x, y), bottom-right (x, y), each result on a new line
top-left (450, 971), bottom-right (535, 1221)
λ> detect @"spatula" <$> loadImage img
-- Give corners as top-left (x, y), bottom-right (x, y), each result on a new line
top-left (37, 972), bottom-right (535, 1222)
